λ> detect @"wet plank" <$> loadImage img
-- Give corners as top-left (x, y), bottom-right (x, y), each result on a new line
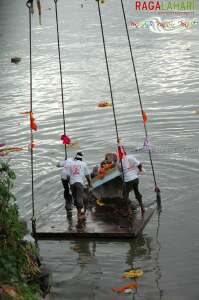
top-left (91, 168), bottom-right (120, 189)
top-left (35, 207), bottom-right (155, 240)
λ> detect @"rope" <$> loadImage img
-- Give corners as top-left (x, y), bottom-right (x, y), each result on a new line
top-left (120, 0), bottom-right (161, 206)
top-left (96, 0), bottom-right (127, 200)
top-left (155, 209), bottom-right (162, 297)
top-left (26, 0), bottom-right (36, 236)
top-left (54, 0), bottom-right (67, 159)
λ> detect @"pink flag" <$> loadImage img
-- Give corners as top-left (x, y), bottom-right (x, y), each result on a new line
top-left (61, 134), bottom-right (71, 145)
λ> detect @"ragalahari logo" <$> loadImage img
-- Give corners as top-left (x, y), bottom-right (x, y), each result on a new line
top-left (135, 0), bottom-right (197, 11)
top-left (131, 17), bottom-right (198, 33)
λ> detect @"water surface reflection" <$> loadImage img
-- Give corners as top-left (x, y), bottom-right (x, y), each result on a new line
top-left (39, 232), bottom-right (160, 300)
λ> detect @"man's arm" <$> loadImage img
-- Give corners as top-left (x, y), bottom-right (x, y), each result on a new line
top-left (56, 161), bottom-right (64, 168)
top-left (128, 155), bottom-right (144, 173)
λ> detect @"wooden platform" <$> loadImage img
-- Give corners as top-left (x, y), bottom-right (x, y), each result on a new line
top-left (35, 206), bottom-right (155, 240)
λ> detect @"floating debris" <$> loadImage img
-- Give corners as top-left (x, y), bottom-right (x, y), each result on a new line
top-left (112, 282), bottom-right (138, 293)
top-left (124, 288), bottom-right (134, 294)
top-left (97, 101), bottom-right (112, 108)
top-left (122, 269), bottom-right (144, 279)
top-left (11, 57), bottom-right (21, 64)
top-left (0, 147), bottom-right (23, 156)
top-left (0, 147), bottom-right (23, 153)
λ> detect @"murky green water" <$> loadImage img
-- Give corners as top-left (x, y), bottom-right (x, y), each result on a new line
top-left (1, 0), bottom-right (199, 299)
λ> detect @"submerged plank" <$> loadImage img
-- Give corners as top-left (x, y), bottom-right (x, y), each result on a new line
top-left (35, 207), bottom-right (155, 240)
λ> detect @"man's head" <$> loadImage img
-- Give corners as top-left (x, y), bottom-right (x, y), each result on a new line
top-left (74, 151), bottom-right (83, 161)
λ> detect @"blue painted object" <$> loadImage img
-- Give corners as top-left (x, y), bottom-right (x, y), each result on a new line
top-left (91, 168), bottom-right (121, 189)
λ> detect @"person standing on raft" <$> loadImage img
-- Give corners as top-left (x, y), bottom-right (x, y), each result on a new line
top-left (121, 154), bottom-right (145, 214)
top-left (56, 158), bottom-right (73, 217)
top-left (68, 152), bottom-right (91, 220)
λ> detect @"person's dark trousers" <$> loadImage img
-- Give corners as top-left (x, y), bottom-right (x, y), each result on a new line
top-left (70, 182), bottom-right (84, 210)
top-left (125, 178), bottom-right (143, 207)
top-left (61, 179), bottom-right (72, 211)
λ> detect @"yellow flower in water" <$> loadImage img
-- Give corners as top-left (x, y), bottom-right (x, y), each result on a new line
top-left (122, 269), bottom-right (144, 278)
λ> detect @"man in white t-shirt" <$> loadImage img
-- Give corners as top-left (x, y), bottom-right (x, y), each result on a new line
top-left (121, 154), bottom-right (145, 214)
top-left (56, 158), bottom-right (73, 216)
top-left (68, 152), bottom-right (91, 220)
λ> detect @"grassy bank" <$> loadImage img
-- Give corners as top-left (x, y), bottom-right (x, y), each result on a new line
top-left (0, 160), bottom-right (43, 300)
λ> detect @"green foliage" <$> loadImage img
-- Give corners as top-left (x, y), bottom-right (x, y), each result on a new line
top-left (0, 161), bottom-right (24, 281)
top-left (0, 161), bottom-right (41, 300)
top-left (17, 282), bottom-right (41, 300)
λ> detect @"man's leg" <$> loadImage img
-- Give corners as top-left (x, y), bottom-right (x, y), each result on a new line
top-left (74, 183), bottom-right (84, 219)
top-left (122, 182), bottom-right (131, 202)
top-left (132, 178), bottom-right (145, 213)
top-left (61, 179), bottom-right (72, 211)
top-left (124, 181), bottom-right (137, 213)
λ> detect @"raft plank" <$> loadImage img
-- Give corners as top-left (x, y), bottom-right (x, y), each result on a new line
top-left (35, 207), bottom-right (155, 240)
top-left (91, 168), bottom-right (120, 189)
